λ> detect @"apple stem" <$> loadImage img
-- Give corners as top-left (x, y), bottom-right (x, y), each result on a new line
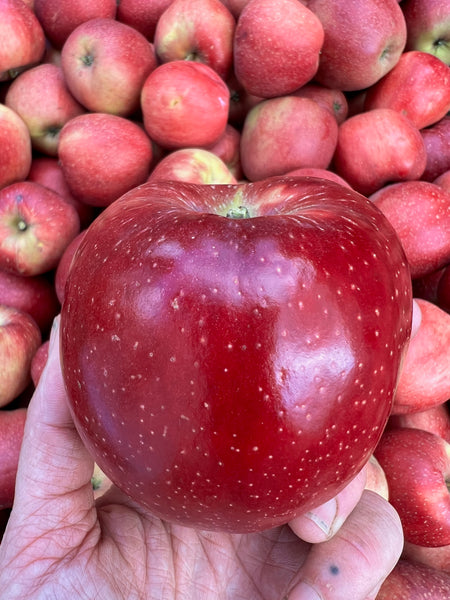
top-left (226, 206), bottom-right (250, 219)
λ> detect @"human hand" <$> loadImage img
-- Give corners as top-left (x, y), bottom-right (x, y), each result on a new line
top-left (0, 317), bottom-right (403, 600)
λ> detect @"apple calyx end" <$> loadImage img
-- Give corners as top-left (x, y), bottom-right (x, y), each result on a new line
top-left (226, 206), bottom-right (251, 219)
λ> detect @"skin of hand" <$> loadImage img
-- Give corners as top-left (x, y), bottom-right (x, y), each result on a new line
top-left (0, 316), bottom-right (403, 600)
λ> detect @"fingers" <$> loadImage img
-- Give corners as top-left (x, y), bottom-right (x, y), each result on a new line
top-left (287, 490), bottom-right (404, 600)
top-left (289, 465), bottom-right (367, 543)
top-left (13, 316), bottom-right (95, 512)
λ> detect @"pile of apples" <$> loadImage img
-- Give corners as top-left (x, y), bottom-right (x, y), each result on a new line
top-left (0, 0), bottom-right (450, 595)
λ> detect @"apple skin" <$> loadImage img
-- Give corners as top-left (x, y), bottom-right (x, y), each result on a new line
top-left (204, 124), bottom-right (243, 181)
top-left (391, 299), bottom-right (450, 414)
top-left (60, 176), bottom-right (412, 533)
top-left (434, 169), bottom-right (450, 194)
top-left (401, 0), bottom-right (450, 65)
top-left (61, 18), bottom-right (157, 117)
top-left (0, 305), bottom-right (41, 408)
top-left (148, 148), bottom-right (237, 185)
top-left (226, 71), bottom-right (262, 128)
top-left (375, 427), bottom-right (450, 547)
top-left (376, 558), bottom-right (450, 599)
top-left (0, 0), bottom-right (46, 82)
top-left (233, 0), bottom-right (324, 98)
top-left (420, 115), bottom-right (450, 182)
top-left (54, 230), bottom-right (87, 305)
top-left (58, 113), bottom-right (153, 208)
top-left (240, 97), bottom-right (338, 182)
top-left (141, 60), bottom-right (230, 150)
top-left (292, 83), bottom-right (348, 124)
top-left (364, 51), bottom-right (450, 130)
top-left (30, 339), bottom-right (49, 387)
top-left (154, 0), bottom-right (235, 81)
top-left (402, 541), bottom-right (450, 575)
top-left (116, 0), bottom-right (174, 40)
top-left (0, 181), bottom-right (80, 277)
top-left (284, 168), bottom-right (352, 189)
top-left (333, 108), bottom-right (427, 196)
top-left (301, 0), bottom-right (407, 91)
top-left (0, 269), bottom-right (59, 334)
top-left (0, 407), bottom-right (27, 508)
top-left (34, 0), bottom-right (117, 49)
top-left (0, 104), bottom-right (32, 191)
top-left (5, 63), bottom-right (85, 156)
top-left (370, 181), bottom-right (450, 279)
top-left (388, 403), bottom-right (450, 445)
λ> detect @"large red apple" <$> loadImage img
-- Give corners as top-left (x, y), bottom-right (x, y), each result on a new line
top-left (60, 177), bottom-right (412, 533)
top-left (0, 407), bottom-right (27, 508)
top-left (0, 104), bottom-right (32, 191)
top-left (375, 427), bottom-right (450, 547)
top-left (233, 0), bottom-right (324, 98)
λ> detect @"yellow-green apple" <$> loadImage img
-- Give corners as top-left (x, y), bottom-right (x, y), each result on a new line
top-left (240, 97), bottom-right (338, 181)
top-left (364, 51), bottom-right (450, 129)
top-left (0, 104), bottom-right (32, 190)
top-left (0, 181), bottom-right (80, 276)
top-left (333, 108), bottom-right (427, 196)
top-left (30, 339), bottom-right (49, 387)
top-left (27, 157), bottom-right (97, 229)
top-left (376, 558), bottom-right (450, 599)
top-left (5, 63), bottom-right (85, 156)
top-left (284, 168), bottom-right (352, 189)
top-left (401, 0), bottom-right (450, 64)
top-left (292, 83), bottom-right (348, 124)
top-left (147, 148), bottom-right (237, 185)
top-left (234, 0), bottom-right (324, 98)
top-left (0, 407), bottom-right (26, 507)
top-left (402, 541), bottom-right (450, 574)
top-left (388, 403), bottom-right (450, 444)
top-left (0, 0), bottom-right (46, 81)
top-left (54, 230), bottom-right (87, 304)
top-left (116, 0), bottom-right (174, 40)
top-left (60, 176), bottom-right (412, 532)
top-left (205, 124), bottom-right (243, 180)
top-left (0, 305), bottom-right (41, 408)
top-left (391, 299), bottom-right (450, 414)
top-left (370, 181), bottom-right (450, 278)
top-left (34, 0), bottom-right (117, 49)
top-left (61, 17), bottom-right (157, 117)
top-left (364, 454), bottom-right (389, 500)
top-left (0, 269), bottom-right (59, 334)
top-left (301, 0), bottom-right (407, 91)
top-left (375, 427), bottom-right (450, 546)
top-left (420, 115), bottom-right (450, 182)
top-left (58, 113), bottom-right (153, 207)
top-left (141, 60), bottom-right (229, 149)
top-left (154, 0), bottom-right (235, 80)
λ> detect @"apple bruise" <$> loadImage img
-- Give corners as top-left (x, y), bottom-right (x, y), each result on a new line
top-left (61, 178), bottom-right (412, 532)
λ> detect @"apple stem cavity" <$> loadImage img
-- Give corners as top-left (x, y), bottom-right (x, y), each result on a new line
top-left (226, 205), bottom-right (250, 219)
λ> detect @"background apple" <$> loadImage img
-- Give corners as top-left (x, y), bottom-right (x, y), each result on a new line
top-left (148, 148), bottom-right (237, 185)
top-left (376, 558), bottom-right (450, 599)
top-left (0, 407), bottom-right (27, 508)
top-left (388, 402), bottom-right (450, 444)
top-left (116, 0), bottom-right (174, 40)
top-left (402, 541), bottom-right (450, 575)
top-left (292, 83), bottom-right (348, 124)
top-left (401, 0), bottom-right (450, 64)
top-left (30, 340), bottom-right (49, 387)
top-left (420, 115), bottom-right (450, 182)
top-left (0, 104), bottom-right (32, 190)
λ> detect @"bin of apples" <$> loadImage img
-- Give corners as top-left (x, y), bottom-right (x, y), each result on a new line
top-left (0, 0), bottom-right (450, 596)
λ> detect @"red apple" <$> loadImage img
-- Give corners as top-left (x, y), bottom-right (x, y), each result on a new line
top-left (240, 97), bottom-right (338, 181)
top-left (219, 0), bottom-right (250, 18)
top-left (148, 148), bottom-right (237, 185)
top-left (116, 0), bottom-right (174, 41)
top-left (61, 17), bottom-right (157, 117)
top-left (375, 427), bottom-right (450, 547)
top-left (0, 407), bottom-right (27, 508)
top-left (226, 71), bottom-right (262, 128)
top-left (27, 157), bottom-right (97, 229)
top-left (0, 305), bottom-right (41, 408)
top-left (54, 230), bottom-right (87, 304)
top-left (292, 83), bottom-right (348, 124)
top-left (391, 299), bottom-right (450, 414)
top-left (333, 108), bottom-right (427, 196)
top-left (233, 0), bottom-right (324, 98)
top-left (370, 180), bottom-right (450, 278)
top-left (141, 60), bottom-right (229, 149)
top-left (434, 169), bottom-right (450, 193)
top-left (388, 403), bottom-right (450, 444)
top-left (302, 0), bottom-right (407, 91)
top-left (0, 181), bottom-right (80, 277)
top-left (204, 124), bottom-right (243, 180)
top-left (0, 104), bottom-right (32, 190)
top-left (60, 176), bottom-right (412, 533)
top-left (0, 0), bottom-right (46, 81)
top-left (401, 0), bottom-right (450, 65)
top-left (364, 51), bottom-right (450, 130)
top-left (376, 558), bottom-right (450, 599)
top-left (154, 0), bottom-right (235, 80)
top-left (284, 168), bottom-right (352, 189)
top-left (5, 63), bottom-right (85, 156)
top-left (402, 541), bottom-right (450, 574)
top-left (58, 113), bottom-right (153, 207)
top-left (34, 0), bottom-right (117, 49)
top-left (0, 269), bottom-right (59, 334)
top-left (420, 115), bottom-right (450, 182)
top-left (30, 339), bottom-right (49, 387)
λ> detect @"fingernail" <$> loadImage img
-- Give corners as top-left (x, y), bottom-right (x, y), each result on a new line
top-left (288, 581), bottom-right (322, 600)
top-left (304, 497), bottom-right (338, 537)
